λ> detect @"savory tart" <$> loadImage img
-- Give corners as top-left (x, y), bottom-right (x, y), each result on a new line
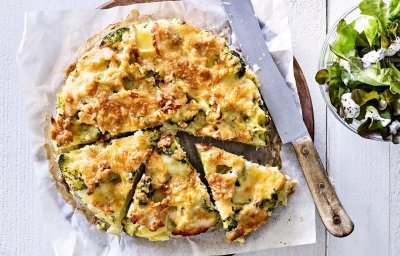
top-left (196, 144), bottom-right (296, 243)
top-left (58, 130), bottom-right (157, 233)
top-left (50, 12), bottom-right (271, 153)
top-left (124, 134), bottom-right (218, 240)
top-left (47, 11), bottom-right (294, 244)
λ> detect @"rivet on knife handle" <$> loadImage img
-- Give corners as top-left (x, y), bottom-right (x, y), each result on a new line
top-left (293, 136), bottom-right (354, 237)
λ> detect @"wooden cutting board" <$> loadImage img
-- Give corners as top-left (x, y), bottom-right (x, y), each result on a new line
top-left (98, 0), bottom-right (315, 139)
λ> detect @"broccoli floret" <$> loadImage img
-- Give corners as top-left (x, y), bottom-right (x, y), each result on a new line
top-left (55, 93), bottom-right (66, 112)
top-left (137, 175), bottom-right (154, 206)
top-left (201, 199), bottom-right (216, 213)
top-left (223, 214), bottom-right (238, 231)
top-left (145, 69), bottom-right (164, 86)
top-left (229, 49), bottom-right (246, 79)
top-left (260, 193), bottom-right (279, 211)
top-left (58, 154), bottom-right (87, 191)
top-left (100, 28), bottom-right (130, 48)
top-left (123, 77), bottom-right (135, 90)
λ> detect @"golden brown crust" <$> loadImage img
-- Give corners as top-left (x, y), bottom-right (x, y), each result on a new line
top-left (226, 205), bottom-right (268, 243)
top-left (130, 199), bottom-right (170, 231)
top-left (45, 117), bottom-right (98, 225)
top-left (207, 173), bottom-right (236, 200)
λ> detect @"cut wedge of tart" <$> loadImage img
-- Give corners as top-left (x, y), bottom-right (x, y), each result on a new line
top-left (196, 144), bottom-right (296, 243)
top-left (124, 134), bottom-right (218, 240)
top-left (58, 130), bottom-right (157, 233)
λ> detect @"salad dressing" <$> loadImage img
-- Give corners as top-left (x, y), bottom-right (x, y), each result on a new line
top-left (316, 0), bottom-right (400, 143)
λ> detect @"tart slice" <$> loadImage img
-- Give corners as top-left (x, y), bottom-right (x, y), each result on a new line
top-left (124, 135), bottom-right (218, 241)
top-left (58, 130), bottom-right (157, 233)
top-left (196, 144), bottom-right (296, 243)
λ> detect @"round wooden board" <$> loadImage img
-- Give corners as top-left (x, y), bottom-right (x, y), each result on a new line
top-left (99, 0), bottom-right (315, 139)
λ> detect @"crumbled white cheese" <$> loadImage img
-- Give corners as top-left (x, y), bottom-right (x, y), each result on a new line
top-left (385, 37), bottom-right (400, 57)
top-left (361, 37), bottom-right (400, 68)
top-left (341, 93), bottom-right (360, 118)
top-left (252, 64), bottom-right (261, 73)
top-left (361, 49), bottom-right (385, 68)
top-left (389, 120), bottom-right (400, 134)
top-left (365, 106), bottom-right (391, 127)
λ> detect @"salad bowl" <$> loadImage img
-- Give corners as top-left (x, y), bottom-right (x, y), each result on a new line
top-left (318, 0), bottom-right (400, 143)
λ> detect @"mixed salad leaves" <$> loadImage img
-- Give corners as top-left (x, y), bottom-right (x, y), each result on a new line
top-left (316, 0), bottom-right (400, 143)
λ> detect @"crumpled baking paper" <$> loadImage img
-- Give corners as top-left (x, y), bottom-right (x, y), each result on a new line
top-left (17, 0), bottom-right (316, 255)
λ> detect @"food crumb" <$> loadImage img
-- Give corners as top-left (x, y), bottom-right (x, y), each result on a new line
top-left (252, 64), bottom-right (261, 73)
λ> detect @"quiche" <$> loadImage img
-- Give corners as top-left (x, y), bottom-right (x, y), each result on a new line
top-left (58, 130), bottom-right (156, 233)
top-left (196, 144), bottom-right (296, 243)
top-left (124, 135), bottom-right (218, 240)
top-left (47, 11), bottom-right (296, 244)
top-left (50, 11), bottom-right (271, 153)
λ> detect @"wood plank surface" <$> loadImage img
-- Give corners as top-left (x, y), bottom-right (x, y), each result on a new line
top-left (389, 145), bottom-right (400, 256)
top-left (327, 0), bottom-right (393, 255)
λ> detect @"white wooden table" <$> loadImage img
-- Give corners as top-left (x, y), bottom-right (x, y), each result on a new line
top-left (1, 0), bottom-right (398, 255)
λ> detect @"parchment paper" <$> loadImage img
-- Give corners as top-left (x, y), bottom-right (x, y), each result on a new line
top-left (17, 0), bottom-right (316, 255)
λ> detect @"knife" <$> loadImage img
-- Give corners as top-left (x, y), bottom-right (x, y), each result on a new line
top-left (221, 0), bottom-right (354, 237)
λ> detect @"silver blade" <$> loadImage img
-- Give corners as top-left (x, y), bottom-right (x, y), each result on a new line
top-left (221, 0), bottom-right (309, 143)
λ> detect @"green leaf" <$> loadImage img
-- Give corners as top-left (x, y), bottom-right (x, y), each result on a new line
top-left (351, 89), bottom-right (380, 106)
top-left (364, 18), bottom-right (380, 46)
top-left (359, 0), bottom-right (388, 37)
top-left (357, 117), bottom-right (390, 139)
top-left (380, 108), bottom-right (392, 119)
top-left (315, 69), bottom-right (329, 85)
top-left (384, 89), bottom-right (400, 114)
top-left (318, 63), bottom-right (349, 108)
top-left (386, 62), bottom-right (400, 94)
top-left (347, 61), bottom-right (390, 86)
top-left (331, 19), bottom-right (359, 56)
top-left (381, 35), bottom-right (391, 48)
top-left (389, 0), bottom-right (400, 20)
top-left (356, 31), bottom-right (371, 48)
top-left (388, 21), bottom-right (399, 38)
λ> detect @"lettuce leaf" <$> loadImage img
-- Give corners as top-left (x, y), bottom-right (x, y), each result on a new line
top-left (351, 89), bottom-right (380, 106)
top-left (387, 62), bottom-right (400, 94)
top-left (389, 0), bottom-right (400, 20)
top-left (364, 18), bottom-right (380, 46)
top-left (316, 63), bottom-right (349, 109)
top-left (331, 20), bottom-right (359, 56)
top-left (359, 0), bottom-right (388, 36)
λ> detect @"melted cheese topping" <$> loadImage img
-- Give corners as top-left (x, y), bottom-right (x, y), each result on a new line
top-left (125, 146), bottom-right (218, 240)
top-left (196, 144), bottom-right (296, 243)
top-left (60, 131), bottom-right (155, 232)
top-left (51, 18), bottom-right (270, 151)
top-left (50, 13), bottom-right (291, 243)
top-left (64, 131), bottom-right (154, 188)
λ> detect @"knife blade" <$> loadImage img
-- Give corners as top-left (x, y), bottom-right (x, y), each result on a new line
top-left (221, 0), bottom-right (354, 237)
top-left (222, 0), bottom-right (307, 144)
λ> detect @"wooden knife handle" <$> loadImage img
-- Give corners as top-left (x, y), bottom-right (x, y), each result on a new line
top-left (293, 136), bottom-right (354, 237)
